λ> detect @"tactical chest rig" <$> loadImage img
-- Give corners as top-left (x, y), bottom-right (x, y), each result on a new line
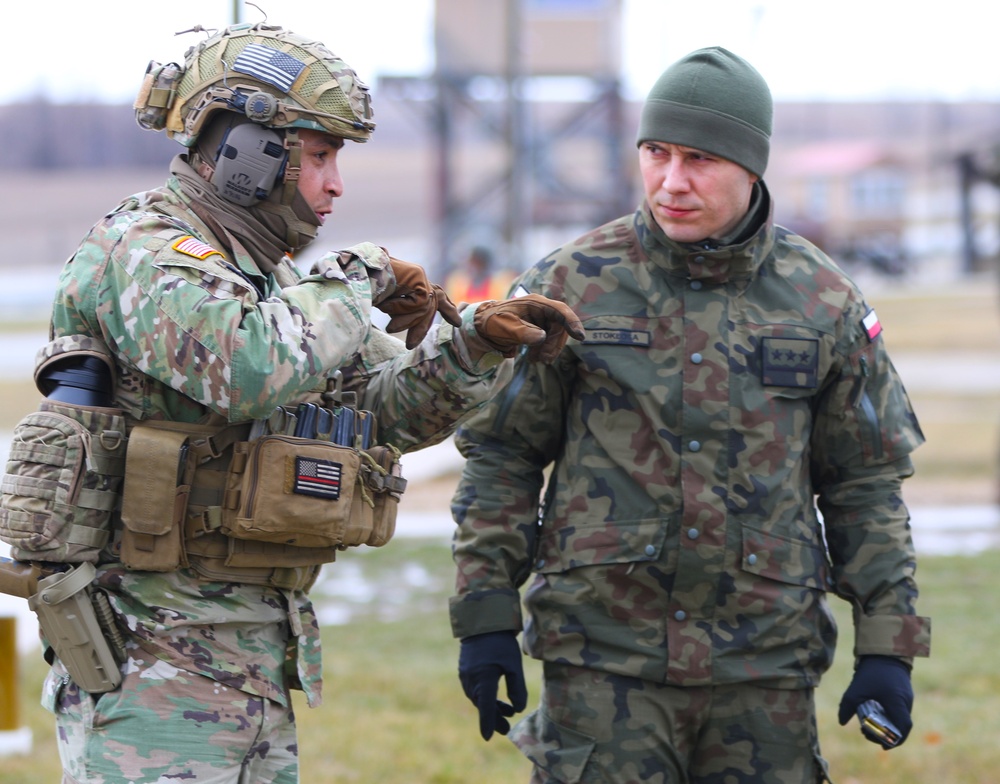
top-left (1, 337), bottom-right (406, 594)
top-left (122, 374), bottom-right (404, 592)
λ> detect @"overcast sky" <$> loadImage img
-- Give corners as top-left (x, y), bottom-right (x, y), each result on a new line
top-left (6, 0), bottom-right (999, 104)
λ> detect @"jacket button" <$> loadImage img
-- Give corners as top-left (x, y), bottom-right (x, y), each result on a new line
top-left (688, 440), bottom-right (701, 452)
top-left (644, 544), bottom-right (656, 556)
top-left (674, 610), bottom-right (687, 621)
top-left (691, 353), bottom-right (703, 364)
top-left (747, 553), bottom-right (758, 566)
top-left (687, 528), bottom-right (699, 540)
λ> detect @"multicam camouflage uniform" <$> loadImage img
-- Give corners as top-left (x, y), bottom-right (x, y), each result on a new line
top-left (43, 171), bottom-right (506, 783)
top-left (450, 188), bottom-right (931, 783)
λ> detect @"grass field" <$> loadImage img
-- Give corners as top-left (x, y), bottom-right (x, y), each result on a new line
top-left (2, 541), bottom-right (1000, 784)
top-left (0, 272), bottom-right (998, 781)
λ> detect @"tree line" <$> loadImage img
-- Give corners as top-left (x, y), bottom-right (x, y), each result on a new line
top-left (0, 100), bottom-right (176, 170)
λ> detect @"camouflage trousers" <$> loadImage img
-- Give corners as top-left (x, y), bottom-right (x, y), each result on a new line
top-left (509, 663), bottom-right (832, 784)
top-left (42, 653), bottom-right (299, 783)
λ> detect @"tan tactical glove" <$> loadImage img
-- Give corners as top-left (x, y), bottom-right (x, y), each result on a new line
top-left (473, 294), bottom-right (585, 363)
top-left (376, 257), bottom-right (463, 349)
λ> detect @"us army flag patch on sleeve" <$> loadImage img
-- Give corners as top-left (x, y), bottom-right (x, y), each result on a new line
top-left (173, 236), bottom-right (223, 260)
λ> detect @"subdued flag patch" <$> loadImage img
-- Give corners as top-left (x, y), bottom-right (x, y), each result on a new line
top-left (232, 44), bottom-right (306, 92)
top-left (172, 236), bottom-right (223, 260)
top-left (862, 309), bottom-right (882, 341)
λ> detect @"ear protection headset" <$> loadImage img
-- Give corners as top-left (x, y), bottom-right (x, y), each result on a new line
top-left (212, 118), bottom-right (287, 206)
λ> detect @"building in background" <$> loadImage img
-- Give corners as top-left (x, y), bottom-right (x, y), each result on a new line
top-left (767, 101), bottom-right (1000, 280)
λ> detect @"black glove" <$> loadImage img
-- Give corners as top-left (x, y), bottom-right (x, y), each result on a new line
top-left (458, 630), bottom-right (528, 740)
top-left (376, 257), bottom-right (463, 349)
top-left (838, 655), bottom-right (913, 749)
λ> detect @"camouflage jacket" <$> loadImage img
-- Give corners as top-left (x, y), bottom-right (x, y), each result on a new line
top-left (48, 174), bottom-right (508, 707)
top-left (450, 195), bottom-right (930, 689)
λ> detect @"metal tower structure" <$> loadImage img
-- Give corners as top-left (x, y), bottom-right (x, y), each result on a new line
top-left (381, 0), bottom-right (632, 274)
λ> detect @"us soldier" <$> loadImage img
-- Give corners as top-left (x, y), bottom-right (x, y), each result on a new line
top-left (3, 20), bottom-right (583, 784)
top-left (450, 47), bottom-right (931, 782)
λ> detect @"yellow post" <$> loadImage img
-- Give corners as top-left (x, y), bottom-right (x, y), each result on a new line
top-left (0, 617), bottom-right (18, 731)
top-left (0, 616), bottom-right (31, 755)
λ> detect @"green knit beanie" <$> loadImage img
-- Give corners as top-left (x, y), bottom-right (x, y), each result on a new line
top-left (636, 46), bottom-right (772, 178)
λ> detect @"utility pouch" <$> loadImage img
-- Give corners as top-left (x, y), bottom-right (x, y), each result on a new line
top-left (222, 435), bottom-right (364, 548)
top-left (120, 425), bottom-right (192, 571)
top-left (134, 60), bottom-right (183, 132)
top-left (363, 445), bottom-right (406, 547)
top-left (28, 562), bottom-right (122, 694)
top-left (0, 401), bottom-right (127, 563)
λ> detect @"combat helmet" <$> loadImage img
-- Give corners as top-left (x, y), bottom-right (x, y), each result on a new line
top-left (135, 21), bottom-right (374, 146)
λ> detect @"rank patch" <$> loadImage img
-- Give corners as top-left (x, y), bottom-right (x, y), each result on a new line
top-left (172, 235), bottom-right (223, 260)
top-left (862, 309), bottom-right (882, 342)
top-left (761, 337), bottom-right (819, 388)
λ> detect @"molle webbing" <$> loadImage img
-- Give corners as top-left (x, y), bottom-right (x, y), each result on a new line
top-left (120, 419), bottom-right (322, 591)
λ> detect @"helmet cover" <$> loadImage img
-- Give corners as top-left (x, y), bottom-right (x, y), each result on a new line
top-left (135, 21), bottom-right (375, 146)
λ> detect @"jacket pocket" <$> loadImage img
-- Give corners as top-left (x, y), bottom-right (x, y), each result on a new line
top-left (510, 707), bottom-right (596, 784)
top-left (534, 515), bottom-right (671, 574)
top-left (741, 524), bottom-right (830, 590)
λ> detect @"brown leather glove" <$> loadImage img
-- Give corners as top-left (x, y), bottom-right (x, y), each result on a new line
top-left (376, 257), bottom-right (463, 349)
top-left (473, 294), bottom-right (585, 363)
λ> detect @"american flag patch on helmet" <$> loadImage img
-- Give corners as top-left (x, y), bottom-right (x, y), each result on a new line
top-left (172, 236), bottom-right (222, 260)
top-left (233, 44), bottom-right (306, 92)
top-left (293, 455), bottom-right (342, 500)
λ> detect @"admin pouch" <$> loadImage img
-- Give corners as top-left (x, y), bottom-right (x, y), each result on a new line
top-left (0, 337), bottom-right (126, 564)
top-left (220, 423), bottom-right (405, 550)
top-left (118, 400), bottom-right (407, 583)
top-left (217, 382), bottom-right (406, 554)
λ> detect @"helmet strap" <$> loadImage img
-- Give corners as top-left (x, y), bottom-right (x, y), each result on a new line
top-left (252, 129), bottom-right (319, 249)
top-left (280, 129), bottom-right (303, 207)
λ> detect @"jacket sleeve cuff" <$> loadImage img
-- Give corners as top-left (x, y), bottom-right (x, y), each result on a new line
top-left (855, 613), bottom-right (931, 659)
top-left (449, 589), bottom-right (523, 639)
top-left (451, 305), bottom-right (507, 375)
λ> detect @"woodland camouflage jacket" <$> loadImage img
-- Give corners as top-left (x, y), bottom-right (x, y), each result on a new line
top-left (47, 172), bottom-right (508, 707)
top-left (450, 192), bottom-right (931, 689)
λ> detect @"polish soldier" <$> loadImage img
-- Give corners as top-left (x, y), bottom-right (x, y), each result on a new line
top-left (451, 46), bottom-right (930, 783)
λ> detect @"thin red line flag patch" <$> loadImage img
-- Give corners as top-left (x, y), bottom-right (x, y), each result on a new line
top-left (293, 456), bottom-right (343, 500)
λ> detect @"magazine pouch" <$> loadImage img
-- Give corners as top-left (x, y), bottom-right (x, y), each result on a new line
top-left (119, 424), bottom-right (192, 571)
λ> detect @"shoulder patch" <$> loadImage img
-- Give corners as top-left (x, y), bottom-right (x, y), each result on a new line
top-left (172, 235), bottom-right (223, 260)
top-left (862, 308), bottom-right (882, 342)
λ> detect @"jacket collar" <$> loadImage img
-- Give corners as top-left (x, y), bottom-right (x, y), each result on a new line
top-left (637, 181), bottom-right (776, 285)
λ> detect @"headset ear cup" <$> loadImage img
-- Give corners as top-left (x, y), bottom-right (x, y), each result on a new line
top-left (210, 122), bottom-right (288, 206)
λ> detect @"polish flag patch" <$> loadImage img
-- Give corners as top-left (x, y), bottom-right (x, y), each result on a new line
top-left (862, 309), bottom-right (882, 341)
top-left (172, 235), bottom-right (222, 260)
